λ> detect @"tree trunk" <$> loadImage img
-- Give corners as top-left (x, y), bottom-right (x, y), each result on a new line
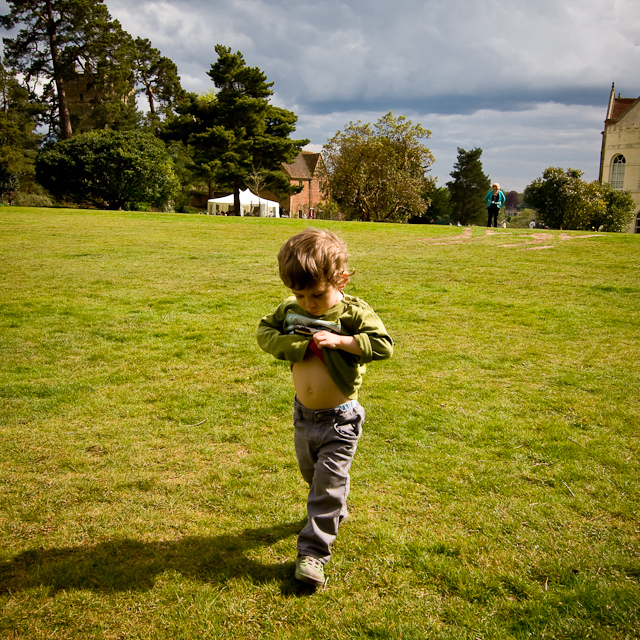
top-left (45, 0), bottom-right (72, 139)
top-left (233, 184), bottom-right (241, 216)
top-left (55, 76), bottom-right (73, 139)
top-left (145, 83), bottom-right (160, 136)
top-left (143, 79), bottom-right (156, 115)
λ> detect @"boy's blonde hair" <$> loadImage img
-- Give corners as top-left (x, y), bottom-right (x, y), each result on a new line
top-left (278, 227), bottom-right (353, 290)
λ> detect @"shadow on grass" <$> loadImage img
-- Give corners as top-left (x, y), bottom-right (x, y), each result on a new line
top-left (0, 519), bottom-right (316, 597)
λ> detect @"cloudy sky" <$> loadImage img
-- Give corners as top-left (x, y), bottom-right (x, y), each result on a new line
top-left (3, 0), bottom-right (640, 191)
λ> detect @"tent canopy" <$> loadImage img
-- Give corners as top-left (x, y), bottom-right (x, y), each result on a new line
top-left (207, 189), bottom-right (280, 217)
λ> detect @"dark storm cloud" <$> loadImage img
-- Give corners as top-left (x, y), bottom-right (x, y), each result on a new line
top-left (2, 0), bottom-right (639, 188)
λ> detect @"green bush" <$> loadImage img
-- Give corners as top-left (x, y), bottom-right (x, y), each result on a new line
top-left (36, 130), bottom-right (179, 210)
top-left (12, 192), bottom-right (53, 207)
top-left (315, 199), bottom-right (341, 220)
top-left (524, 167), bottom-right (636, 231)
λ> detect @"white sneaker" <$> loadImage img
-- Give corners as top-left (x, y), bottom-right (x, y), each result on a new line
top-left (295, 555), bottom-right (325, 586)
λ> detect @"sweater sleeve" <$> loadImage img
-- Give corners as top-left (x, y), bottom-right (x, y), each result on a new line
top-left (343, 301), bottom-right (393, 364)
top-left (257, 303), bottom-right (309, 363)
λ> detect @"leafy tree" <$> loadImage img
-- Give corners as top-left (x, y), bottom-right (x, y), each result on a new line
top-left (35, 129), bottom-right (179, 209)
top-left (446, 147), bottom-right (491, 225)
top-left (524, 167), bottom-right (587, 229)
top-left (314, 199), bottom-right (341, 221)
top-left (1, 0), bottom-right (137, 139)
top-left (565, 179), bottom-right (606, 230)
top-left (596, 183), bottom-right (636, 232)
top-left (322, 111), bottom-right (434, 222)
top-left (164, 45), bottom-right (307, 214)
top-left (0, 58), bottom-right (44, 196)
top-left (425, 186), bottom-right (453, 222)
top-left (505, 190), bottom-right (520, 210)
top-left (524, 167), bottom-right (636, 231)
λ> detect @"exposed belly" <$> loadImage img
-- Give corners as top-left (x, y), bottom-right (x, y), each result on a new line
top-left (292, 352), bottom-right (350, 410)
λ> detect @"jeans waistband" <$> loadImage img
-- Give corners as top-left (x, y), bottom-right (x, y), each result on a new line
top-left (294, 396), bottom-right (358, 420)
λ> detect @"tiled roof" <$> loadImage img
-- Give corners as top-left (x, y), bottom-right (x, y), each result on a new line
top-left (609, 97), bottom-right (637, 122)
top-left (282, 151), bottom-right (321, 179)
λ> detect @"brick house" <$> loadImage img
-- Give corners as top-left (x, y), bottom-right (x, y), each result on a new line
top-left (599, 83), bottom-right (640, 233)
top-left (273, 151), bottom-right (324, 218)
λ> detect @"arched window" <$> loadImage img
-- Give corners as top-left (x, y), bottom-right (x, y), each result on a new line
top-left (610, 154), bottom-right (626, 190)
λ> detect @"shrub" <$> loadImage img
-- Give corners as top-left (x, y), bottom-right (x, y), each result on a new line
top-left (36, 130), bottom-right (179, 210)
top-left (12, 192), bottom-right (53, 207)
top-left (595, 183), bottom-right (637, 232)
top-left (524, 167), bottom-right (636, 231)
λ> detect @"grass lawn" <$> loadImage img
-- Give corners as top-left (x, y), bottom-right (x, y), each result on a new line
top-left (1, 207), bottom-right (639, 639)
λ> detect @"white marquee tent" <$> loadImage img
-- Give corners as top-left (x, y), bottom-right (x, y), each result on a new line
top-left (207, 189), bottom-right (280, 217)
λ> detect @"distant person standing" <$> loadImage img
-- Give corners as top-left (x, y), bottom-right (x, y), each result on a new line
top-left (529, 220), bottom-right (536, 229)
top-left (484, 183), bottom-right (506, 228)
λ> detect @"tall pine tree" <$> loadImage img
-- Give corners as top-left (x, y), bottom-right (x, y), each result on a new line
top-left (165, 45), bottom-right (307, 214)
top-left (447, 147), bottom-right (491, 225)
top-left (1, 0), bottom-right (136, 139)
top-left (132, 37), bottom-right (183, 135)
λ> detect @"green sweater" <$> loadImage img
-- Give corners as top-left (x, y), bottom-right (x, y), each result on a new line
top-left (257, 294), bottom-right (393, 400)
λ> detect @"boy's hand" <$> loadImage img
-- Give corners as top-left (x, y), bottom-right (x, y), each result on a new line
top-left (313, 331), bottom-right (362, 356)
top-left (313, 330), bottom-right (341, 349)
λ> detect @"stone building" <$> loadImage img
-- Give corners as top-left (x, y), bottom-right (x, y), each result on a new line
top-left (64, 73), bottom-right (136, 134)
top-left (599, 83), bottom-right (640, 233)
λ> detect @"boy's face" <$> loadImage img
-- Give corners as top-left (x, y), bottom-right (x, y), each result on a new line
top-left (291, 279), bottom-right (345, 316)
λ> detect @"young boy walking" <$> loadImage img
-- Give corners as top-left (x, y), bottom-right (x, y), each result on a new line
top-left (257, 228), bottom-right (393, 587)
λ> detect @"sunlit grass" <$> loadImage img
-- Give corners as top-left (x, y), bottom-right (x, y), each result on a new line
top-left (1, 208), bottom-right (639, 638)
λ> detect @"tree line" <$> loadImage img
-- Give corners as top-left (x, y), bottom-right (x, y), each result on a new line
top-left (0, 0), bottom-right (306, 213)
top-left (1, 1), bottom-right (636, 228)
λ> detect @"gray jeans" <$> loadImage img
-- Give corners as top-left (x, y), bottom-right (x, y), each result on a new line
top-left (293, 396), bottom-right (365, 564)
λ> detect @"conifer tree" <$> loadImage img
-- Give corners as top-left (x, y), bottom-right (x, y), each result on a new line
top-left (132, 37), bottom-right (183, 135)
top-left (0, 58), bottom-right (44, 195)
top-left (447, 147), bottom-right (491, 225)
top-left (165, 45), bottom-right (307, 215)
top-left (1, 0), bottom-right (136, 138)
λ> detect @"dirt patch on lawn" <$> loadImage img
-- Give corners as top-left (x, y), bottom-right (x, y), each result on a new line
top-left (419, 228), bottom-right (604, 249)
top-left (423, 227), bottom-right (479, 244)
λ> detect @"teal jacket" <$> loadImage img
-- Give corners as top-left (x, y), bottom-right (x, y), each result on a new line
top-left (257, 294), bottom-right (393, 400)
top-left (484, 189), bottom-right (506, 208)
